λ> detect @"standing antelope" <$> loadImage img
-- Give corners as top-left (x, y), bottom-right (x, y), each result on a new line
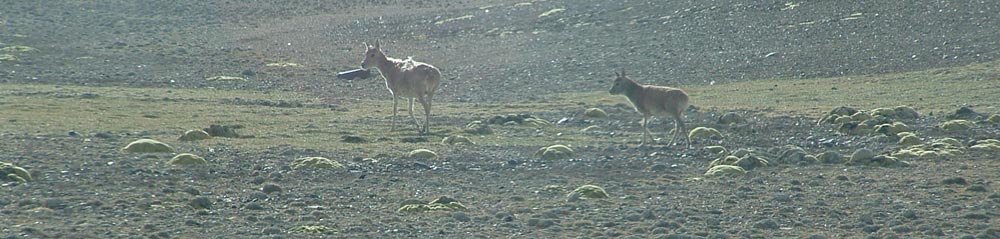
top-left (609, 70), bottom-right (691, 148)
top-left (360, 40), bottom-right (442, 134)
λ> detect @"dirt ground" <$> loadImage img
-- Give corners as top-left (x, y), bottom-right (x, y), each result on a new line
top-left (2, 0), bottom-right (1000, 238)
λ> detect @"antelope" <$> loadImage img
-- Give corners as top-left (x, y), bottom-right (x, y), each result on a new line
top-left (360, 40), bottom-right (442, 134)
top-left (608, 70), bottom-right (691, 148)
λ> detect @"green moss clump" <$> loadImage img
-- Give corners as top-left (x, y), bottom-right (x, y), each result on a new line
top-left (169, 153), bottom-right (208, 165)
top-left (969, 139), bottom-right (1000, 152)
top-left (289, 225), bottom-right (333, 234)
top-left (850, 154), bottom-right (908, 167)
top-left (408, 149), bottom-right (439, 159)
top-left (870, 107), bottom-right (896, 118)
top-left (0, 54), bottom-right (19, 62)
top-left (567, 185), bottom-right (608, 201)
top-left (523, 117), bottom-right (553, 127)
top-left (291, 157), bottom-right (344, 169)
top-left (709, 155), bottom-right (740, 168)
top-left (463, 121), bottom-right (493, 135)
top-left (850, 112), bottom-right (872, 122)
top-left (205, 76), bottom-right (246, 81)
top-left (718, 112), bottom-right (745, 124)
top-left (704, 165), bottom-right (746, 177)
top-left (688, 127), bottom-right (723, 140)
top-left (934, 138), bottom-right (965, 148)
top-left (122, 139), bottom-right (174, 153)
top-left (580, 125), bottom-right (601, 133)
top-left (441, 135), bottom-right (475, 145)
top-left (535, 144), bottom-right (574, 160)
top-left (898, 134), bottom-right (922, 146)
top-left (0, 46), bottom-right (38, 53)
top-left (583, 108), bottom-right (608, 118)
top-left (833, 115), bottom-right (854, 124)
top-left (892, 149), bottom-right (920, 159)
top-left (815, 151), bottom-right (843, 164)
top-left (397, 196), bottom-right (467, 213)
top-left (178, 129), bottom-right (212, 141)
top-left (830, 106), bottom-right (858, 116)
top-left (940, 120), bottom-right (974, 132)
top-left (875, 122), bottom-right (912, 135)
top-left (1, 162), bottom-right (32, 182)
top-left (988, 114), bottom-right (1000, 124)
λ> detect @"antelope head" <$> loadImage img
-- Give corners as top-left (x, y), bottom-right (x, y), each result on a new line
top-left (609, 69), bottom-right (632, 95)
top-left (360, 39), bottom-right (386, 70)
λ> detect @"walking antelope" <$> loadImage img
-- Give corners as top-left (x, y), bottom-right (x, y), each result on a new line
top-left (608, 70), bottom-right (691, 148)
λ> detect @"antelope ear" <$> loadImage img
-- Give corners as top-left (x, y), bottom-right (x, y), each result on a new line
top-left (614, 71), bottom-right (620, 78)
top-left (375, 39), bottom-right (381, 49)
top-left (620, 69), bottom-right (626, 77)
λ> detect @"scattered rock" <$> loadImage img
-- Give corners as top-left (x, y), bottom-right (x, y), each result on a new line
top-left (261, 184), bottom-right (283, 194)
top-left (942, 177), bottom-right (967, 185)
top-left (753, 218), bottom-right (780, 230)
top-left (464, 121), bottom-right (493, 135)
top-left (718, 112), bottom-right (745, 124)
top-left (291, 157), bottom-right (344, 169)
top-left (1, 161), bottom-right (32, 183)
top-left (893, 105), bottom-right (920, 119)
top-left (777, 145), bottom-right (814, 165)
top-left (850, 149), bottom-right (907, 167)
top-left (583, 108), bottom-right (608, 118)
top-left (535, 144), bottom-right (574, 160)
top-left (178, 129), bottom-right (211, 141)
top-left (122, 139), bottom-right (174, 153)
top-left (849, 149), bottom-right (875, 163)
top-left (205, 76), bottom-right (246, 81)
top-left (189, 196), bottom-right (212, 209)
top-left (566, 185), bottom-right (609, 201)
top-left (203, 125), bottom-right (242, 138)
top-left (487, 113), bottom-right (533, 125)
top-left (441, 135), bottom-right (475, 145)
top-left (948, 106), bottom-right (981, 120)
top-left (830, 106), bottom-right (858, 116)
top-left (289, 225), bottom-right (332, 234)
top-left (407, 149), bottom-right (439, 160)
top-left (341, 135), bottom-right (368, 143)
top-left (688, 127), bottom-right (723, 140)
top-left (168, 153), bottom-right (208, 165)
top-left (702, 145), bottom-right (727, 155)
top-left (400, 137), bottom-right (428, 143)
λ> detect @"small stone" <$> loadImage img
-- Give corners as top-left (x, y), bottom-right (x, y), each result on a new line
top-left (262, 184), bottom-right (283, 194)
top-left (189, 196), bottom-right (212, 209)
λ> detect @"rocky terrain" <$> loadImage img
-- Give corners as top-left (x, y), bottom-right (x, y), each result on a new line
top-left (2, 0), bottom-right (1000, 238)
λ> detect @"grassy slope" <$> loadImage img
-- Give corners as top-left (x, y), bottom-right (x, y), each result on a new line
top-left (2, 59), bottom-right (998, 154)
